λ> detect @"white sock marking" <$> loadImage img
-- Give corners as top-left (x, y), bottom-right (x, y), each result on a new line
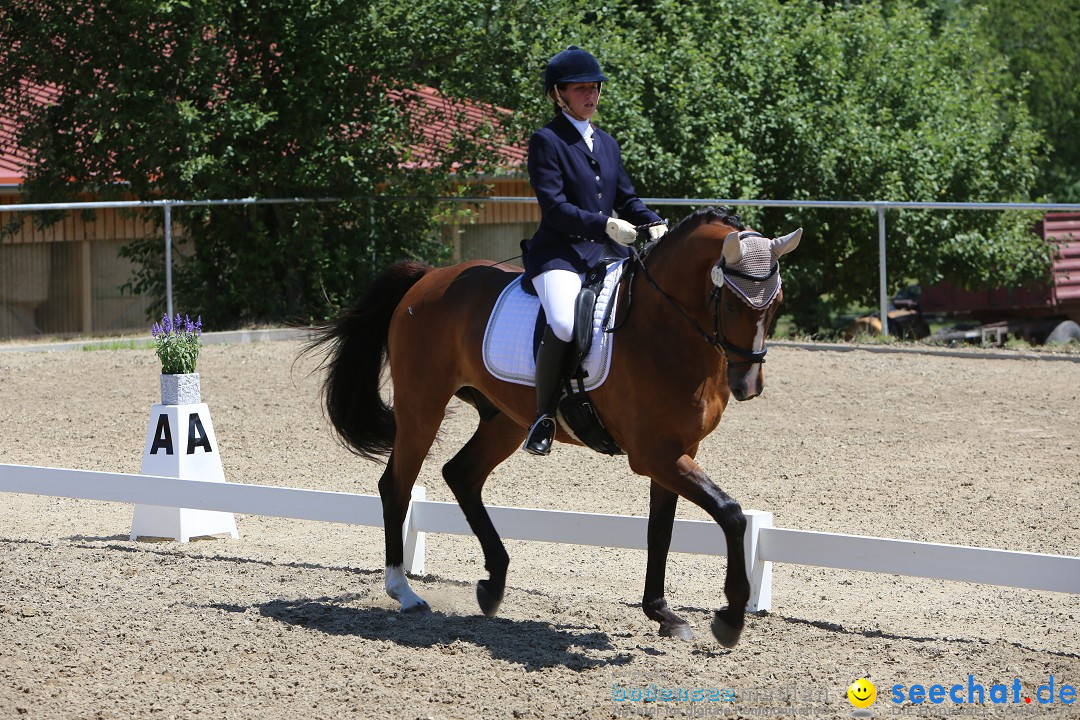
top-left (385, 565), bottom-right (425, 610)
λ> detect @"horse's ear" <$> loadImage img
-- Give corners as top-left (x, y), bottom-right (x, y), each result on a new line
top-left (722, 231), bottom-right (743, 264)
top-left (770, 228), bottom-right (803, 258)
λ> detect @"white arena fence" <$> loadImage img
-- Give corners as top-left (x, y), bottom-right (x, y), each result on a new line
top-left (2, 462), bottom-right (1078, 612)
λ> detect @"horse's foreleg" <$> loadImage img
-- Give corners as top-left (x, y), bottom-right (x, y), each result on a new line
top-left (643, 482), bottom-right (694, 641)
top-left (379, 446), bottom-right (433, 615)
top-left (633, 452), bottom-right (750, 647)
top-left (442, 412), bottom-right (523, 617)
top-left (708, 486), bottom-right (749, 649)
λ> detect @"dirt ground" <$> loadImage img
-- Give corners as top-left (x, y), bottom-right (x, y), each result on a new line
top-left (0, 339), bottom-right (1077, 720)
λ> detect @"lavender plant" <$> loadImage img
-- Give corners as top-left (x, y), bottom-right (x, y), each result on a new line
top-left (151, 313), bottom-right (203, 375)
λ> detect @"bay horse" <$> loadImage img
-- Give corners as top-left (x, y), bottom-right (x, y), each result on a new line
top-left (305, 207), bottom-right (801, 646)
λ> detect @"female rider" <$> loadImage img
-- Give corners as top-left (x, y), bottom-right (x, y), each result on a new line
top-left (522, 46), bottom-right (667, 456)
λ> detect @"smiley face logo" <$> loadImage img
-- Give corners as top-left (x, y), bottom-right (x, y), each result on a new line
top-left (848, 678), bottom-right (877, 709)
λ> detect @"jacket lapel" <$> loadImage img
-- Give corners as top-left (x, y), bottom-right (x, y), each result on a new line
top-left (552, 114), bottom-right (595, 160)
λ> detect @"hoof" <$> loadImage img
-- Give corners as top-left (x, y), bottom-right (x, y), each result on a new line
top-left (476, 579), bottom-right (504, 617)
top-left (711, 608), bottom-right (744, 648)
top-left (659, 621), bottom-right (694, 642)
top-left (400, 600), bottom-right (431, 616)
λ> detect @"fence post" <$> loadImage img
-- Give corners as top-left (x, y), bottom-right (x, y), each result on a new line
top-left (877, 203), bottom-right (889, 336)
top-left (745, 510), bottom-right (773, 612)
top-left (403, 485), bottom-right (426, 575)
top-left (164, 202), bottom-right (174, 319)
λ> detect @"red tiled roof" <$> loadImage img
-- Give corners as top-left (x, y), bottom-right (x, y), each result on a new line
top-left (392, 86), bottom-right (525, 171)
top-left (0, 82), bottom-right (523, 186)
top-left (0, 105), bottom-right (23, 184)
top-left (0, 81), bottom-right (59, 185)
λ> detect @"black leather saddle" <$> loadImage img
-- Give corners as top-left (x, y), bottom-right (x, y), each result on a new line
top-left (527, 252), bottom-right (625, 456)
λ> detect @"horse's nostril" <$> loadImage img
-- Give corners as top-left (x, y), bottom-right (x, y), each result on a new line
top-left (730, 378), bottom-right (762, 401)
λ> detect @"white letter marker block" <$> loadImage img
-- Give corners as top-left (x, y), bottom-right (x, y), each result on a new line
top-left (130, 403), bottom-right (239, 541)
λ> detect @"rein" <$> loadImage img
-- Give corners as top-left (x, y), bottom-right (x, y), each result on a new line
top-left (613, 225), bottom-right (770, 366)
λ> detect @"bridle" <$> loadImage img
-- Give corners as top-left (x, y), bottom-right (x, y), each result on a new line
top-left (710, 235), bottom-right (780, 365)
top-left (618, 224), bottom-right (779, 368)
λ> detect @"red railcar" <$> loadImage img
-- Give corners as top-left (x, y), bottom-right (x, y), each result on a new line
top-left (921, 213), bottom-right (1080, 344)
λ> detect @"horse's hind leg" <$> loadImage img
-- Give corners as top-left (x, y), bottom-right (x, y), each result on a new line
top-left (380, 404), bottom-right (447, 614)
top-left (441, 411), bottom-right (524, 617)
top-left (643, 482), bottom-right (694, 641)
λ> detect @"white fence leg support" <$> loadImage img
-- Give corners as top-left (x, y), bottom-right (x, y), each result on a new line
top-left (745, 509), bottom-right (773, 612)
top-left (403, 486), bottom-right (426, 575)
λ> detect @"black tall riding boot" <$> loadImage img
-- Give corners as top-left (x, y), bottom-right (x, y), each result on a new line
top-left (523, 326), bottom-right (572, 456)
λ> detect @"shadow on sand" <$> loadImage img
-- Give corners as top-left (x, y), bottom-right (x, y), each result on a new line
top-left (216, 595), bottom-right (634, 671)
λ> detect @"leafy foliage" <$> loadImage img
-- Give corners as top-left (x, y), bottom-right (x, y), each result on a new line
top-left (493, 0), bottom-right (1047, 328)
top-left (0, 0), bottom-right (1053, 330)
top-left (963, 0), bottom-right (1080, 202)
top-left (1, 0), bottom-right (510, 324)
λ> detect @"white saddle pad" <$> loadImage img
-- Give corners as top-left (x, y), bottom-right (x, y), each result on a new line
top-left (483, 260), bottom-right (626, 390)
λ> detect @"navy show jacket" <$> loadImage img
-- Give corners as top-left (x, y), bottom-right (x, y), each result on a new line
top-left (522, 114), bottom-right (661, 288)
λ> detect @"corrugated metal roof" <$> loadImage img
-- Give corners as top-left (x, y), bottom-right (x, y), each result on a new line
top-left (1040, 213), bottom-right (1080, 302)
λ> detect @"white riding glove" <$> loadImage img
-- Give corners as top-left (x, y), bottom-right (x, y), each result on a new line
top-left (605, 217), bottom-right (638, 246)
top-left (648, 223), bottom-right (669, 241)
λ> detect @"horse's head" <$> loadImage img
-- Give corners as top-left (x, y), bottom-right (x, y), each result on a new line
top-left (712, 227), bottom-right (802, 401)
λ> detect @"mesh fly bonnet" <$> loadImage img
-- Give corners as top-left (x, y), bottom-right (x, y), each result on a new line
top-left (710, 231), bottom-right (782, 308)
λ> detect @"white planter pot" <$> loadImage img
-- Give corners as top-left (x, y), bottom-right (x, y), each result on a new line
top-left (160, 372), bottom-right (201, 405)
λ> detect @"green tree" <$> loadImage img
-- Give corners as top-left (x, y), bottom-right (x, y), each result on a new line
top-left (806, 0), bottom-right (1080, 202)
top-left (498, 0), bottom-right (1048, 329)
top-left (965, 0), bottom-right (1080, 202)
top-left (1, 0), bottom-right (1050, 332)
top-left (0, 0), bottom-right (513, 324)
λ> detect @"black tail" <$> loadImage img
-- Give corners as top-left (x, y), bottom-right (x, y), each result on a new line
top-left (304, 260), bottom-right (433, 461)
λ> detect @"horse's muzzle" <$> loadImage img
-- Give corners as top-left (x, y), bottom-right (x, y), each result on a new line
top-left (728, 364), bottom-right (763, 401)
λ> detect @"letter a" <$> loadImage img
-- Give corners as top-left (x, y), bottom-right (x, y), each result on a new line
top-left (187, 413), bottom-right (213, 455)
top-left (150, 414), bottom-right (174, 455)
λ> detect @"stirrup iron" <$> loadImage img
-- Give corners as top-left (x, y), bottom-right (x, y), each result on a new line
top-left (523, 414), bottom-right (557, 456)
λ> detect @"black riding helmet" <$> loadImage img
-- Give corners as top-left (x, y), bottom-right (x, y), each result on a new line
top-left (544, 46), bottom-right (608, 94)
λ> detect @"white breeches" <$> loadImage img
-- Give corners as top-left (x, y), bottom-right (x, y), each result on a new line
top-left (532, 269), bottom-right (584, 343)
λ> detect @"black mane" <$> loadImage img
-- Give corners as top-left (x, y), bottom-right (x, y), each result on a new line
top-left (667, 206), bottom-right (746, 238)
top-left (640, 207), bottom-right (746, 260)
